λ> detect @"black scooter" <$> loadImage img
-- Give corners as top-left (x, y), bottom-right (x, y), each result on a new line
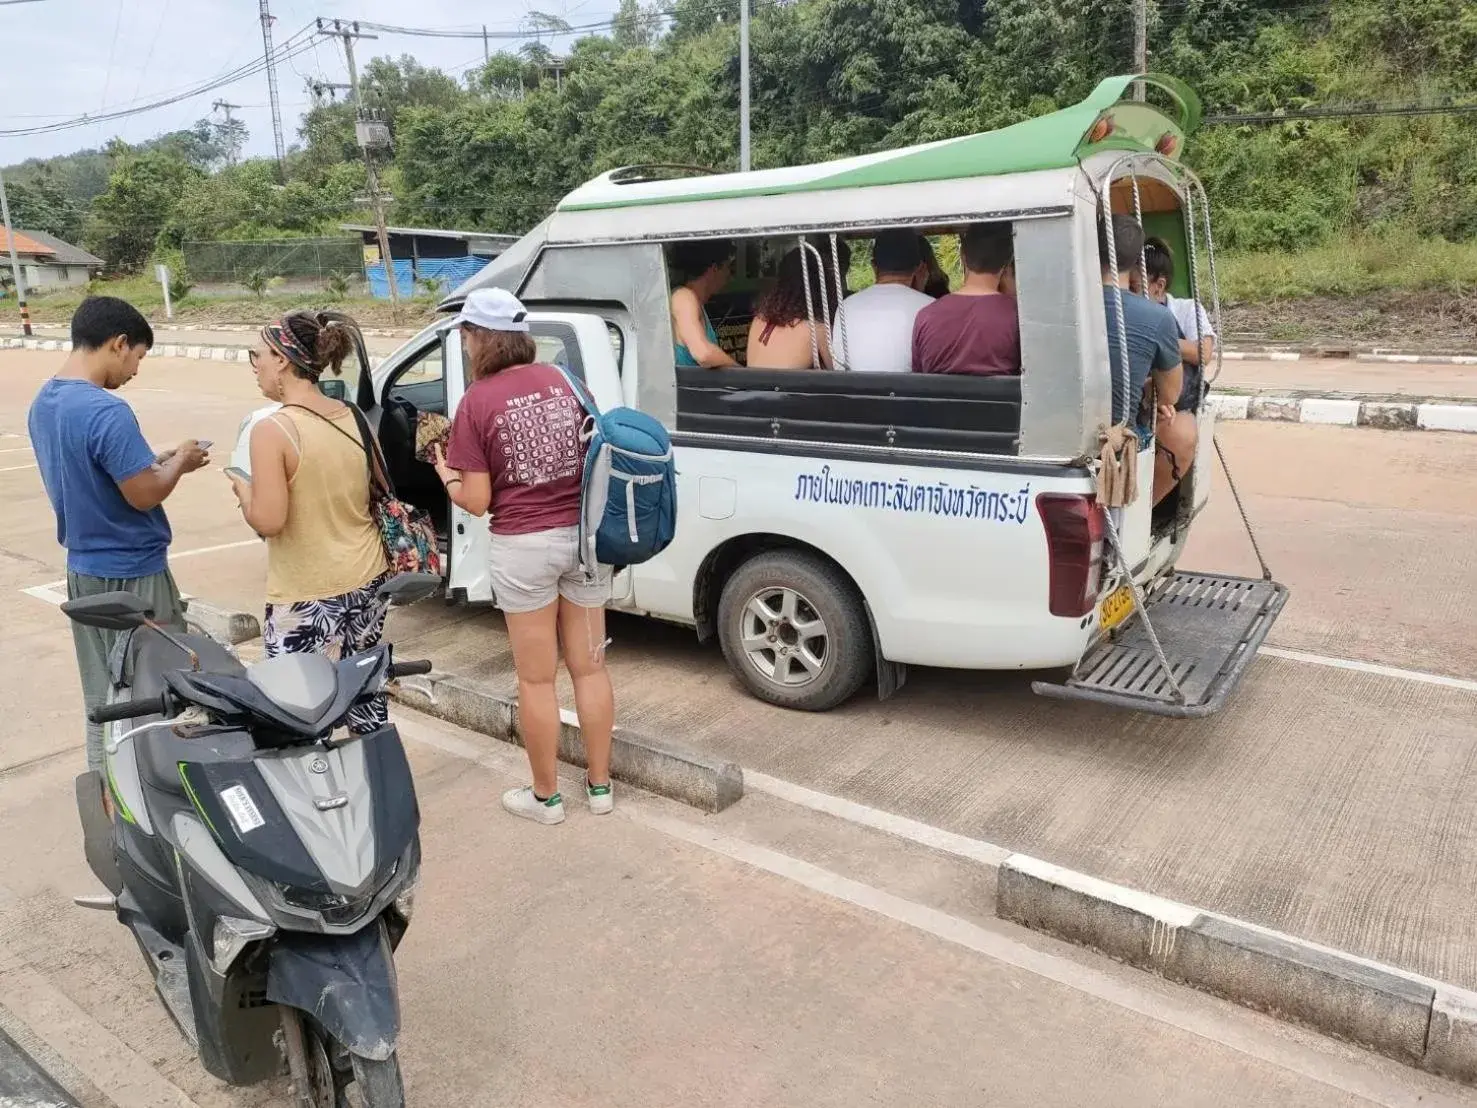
top-left (66, 573), bottom-right (440, 1108)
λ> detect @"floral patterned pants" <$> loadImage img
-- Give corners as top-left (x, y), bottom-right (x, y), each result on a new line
top-left (263, 575), bottom-right (390, 734)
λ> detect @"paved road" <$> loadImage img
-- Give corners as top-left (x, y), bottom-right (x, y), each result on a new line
top-left (1, 348), bottom-right (1475, 1105)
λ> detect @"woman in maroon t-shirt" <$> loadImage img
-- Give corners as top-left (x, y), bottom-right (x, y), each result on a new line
top-left (434, 289), bottom-right (614, 826)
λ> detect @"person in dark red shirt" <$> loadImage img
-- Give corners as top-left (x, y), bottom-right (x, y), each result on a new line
top-left (910, 222), bottom-right (1021, 376)
top-left (434, 288), bottom-right (615, 826)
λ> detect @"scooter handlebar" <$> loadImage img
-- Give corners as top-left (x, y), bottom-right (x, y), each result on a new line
top-left (389, 660), bottom-right (433, 678)
top-left (89, 696), bottom-right (168, 725)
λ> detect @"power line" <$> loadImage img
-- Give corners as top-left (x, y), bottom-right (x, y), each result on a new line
top-left (0, 25), bottom-right (319, 138)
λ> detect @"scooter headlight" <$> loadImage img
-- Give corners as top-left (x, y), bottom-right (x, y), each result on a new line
top-left (391, 860), bottom-right (419, 923)
top-left (212, 915), bottom-right (274, 973)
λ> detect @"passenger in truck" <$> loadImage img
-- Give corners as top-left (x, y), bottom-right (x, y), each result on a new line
top-left (746, 247), bottom-right (839, 370)
top-left (671, 239), bottom-right (739, 369)
top-left (911, 222), bottom-right (1021, 376)
top-left (831, 229), bottom-right (932, 373)
top-left (1098, 215), bottom-right (1196, 504)
top-left (1138, 236), bottom-right (1215, 414)
top-left (917, 236), bottom-right (952, 299)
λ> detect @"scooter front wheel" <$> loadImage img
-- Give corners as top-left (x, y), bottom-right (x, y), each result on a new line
top-left (344, 1053), bottom-right (405, 1108)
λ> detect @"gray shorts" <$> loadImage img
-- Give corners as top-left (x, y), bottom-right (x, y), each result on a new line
top-left (490, 525), bottom-right (612, 615)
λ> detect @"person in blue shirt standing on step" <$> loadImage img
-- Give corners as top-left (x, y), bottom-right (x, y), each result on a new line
top-left (28, 296), bottom-right (210, 769)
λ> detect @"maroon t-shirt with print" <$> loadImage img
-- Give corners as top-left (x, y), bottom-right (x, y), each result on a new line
top-left (445, 363), bottom-right (586, 536)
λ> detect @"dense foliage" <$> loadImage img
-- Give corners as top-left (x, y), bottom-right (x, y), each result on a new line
top-left (5, 0), bottom-right (1475, 275)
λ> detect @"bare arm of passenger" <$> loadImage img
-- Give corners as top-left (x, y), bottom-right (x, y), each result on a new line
top-left (118, 441), bottom-right (208, 511)
top-left (433, 444), bottom-right (492, 517)
top-left (672, 287), bottom-right (736, 368)
top-left (1150, 363), bottom-right (1184, 411)
top-left (1179, 334), bottom-right (1215, 367)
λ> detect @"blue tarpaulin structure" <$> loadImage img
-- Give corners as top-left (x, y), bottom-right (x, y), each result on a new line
top-left (348, 224), bottom-right (515, 300)
top-left (366, 260), bottom-right (416, 299)
top-left (366, 256), bottom-right (490, 299)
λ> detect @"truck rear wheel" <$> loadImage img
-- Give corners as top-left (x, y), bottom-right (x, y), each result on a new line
top-left (717, 550), bottom-right (872, 711)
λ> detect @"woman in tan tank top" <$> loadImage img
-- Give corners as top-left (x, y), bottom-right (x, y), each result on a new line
top-left (228, 310), bottom-right (391, 734)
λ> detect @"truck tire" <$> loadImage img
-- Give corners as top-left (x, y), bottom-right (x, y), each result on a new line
top-left (717, 550), bottom-right (872, 711)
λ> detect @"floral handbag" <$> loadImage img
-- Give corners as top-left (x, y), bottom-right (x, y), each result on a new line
top-left (288, 404), bottom-right (443, 578)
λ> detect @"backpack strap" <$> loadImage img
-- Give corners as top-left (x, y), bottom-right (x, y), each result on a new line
top-left (554, 367), bottom-right (600, 418)
top-left (283, 403), bottom-right (394, 498)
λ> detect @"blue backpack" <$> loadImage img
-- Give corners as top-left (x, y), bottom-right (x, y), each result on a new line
top-left (556, 369), bottom-right (677, 573)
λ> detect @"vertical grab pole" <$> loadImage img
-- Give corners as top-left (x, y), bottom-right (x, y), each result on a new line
top-left (798, 240), bottom-right (831, 370)
top-left (796, 237), bottom-right (819, 370)
top-left (829, 233), bottom-right (849, 371)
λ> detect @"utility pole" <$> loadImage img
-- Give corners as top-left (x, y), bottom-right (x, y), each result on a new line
top-left (306, 78), bottom-right (351, 106)
top-left (0, 168), bottom-right (32, 337)
top-left (260, 0), bottom-right (288, 175)
top-left (483, 24), bottom-right (490, 62)
top-left (212, 99), bottom-right (243, 166)
top-left (319, 18), bottom-right (400, 320)
top-left (739, 0), bottom-right (751, 171)
top-left (1132, 0), bottom-right (1147, 100)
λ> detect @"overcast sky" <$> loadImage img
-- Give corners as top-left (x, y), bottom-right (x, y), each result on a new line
top-left (3, 0), bottom-right (616, 164)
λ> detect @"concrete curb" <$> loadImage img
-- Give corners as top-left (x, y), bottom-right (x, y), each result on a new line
top-left (1224, 348), bottom-right (1477, 365)
top-left (994, 852), bottom-right (1477, 1081)
top-left (182, 599), bottom-right (260, 646)
top-left (388, 671), bottom-right (744, 813)
top-left (1207, 391), bottom-right (1477, 433)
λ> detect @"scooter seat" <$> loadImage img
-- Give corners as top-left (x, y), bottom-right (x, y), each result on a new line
top-left (122, 629), bottom-right (246, 798)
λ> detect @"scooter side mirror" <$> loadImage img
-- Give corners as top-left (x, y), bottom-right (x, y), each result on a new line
top-left (61, 592), bottom-right (154, 631)
top-left (376, 572), bottom-right (442, 607)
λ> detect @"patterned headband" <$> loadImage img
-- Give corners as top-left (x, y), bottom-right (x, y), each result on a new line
top-left (262, 319), bottom-right (317, 373)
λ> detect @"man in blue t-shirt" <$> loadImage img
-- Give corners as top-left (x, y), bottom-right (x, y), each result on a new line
top-left (28, 296), bottom-right (210, 767)
top-left (1099, 215), bottom-right (1196, 504)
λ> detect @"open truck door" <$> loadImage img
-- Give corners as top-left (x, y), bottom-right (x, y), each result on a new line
top-left (1032, 149), bottom-right (1288, 719)
top-left (443, 311), bottom-right (628, 607)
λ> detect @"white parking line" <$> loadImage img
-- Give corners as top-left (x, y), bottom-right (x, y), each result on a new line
top-left (0, 463), bottom-right (36, 473)
top-left (0, 446), bottom-right (33, 454)
top-left (1261, 645), bottom-right (1477, 695)
top-left (166, 539), bottom-right (258, 561)
top-left (17, 540), bottom-right (258, 607)
top-left (744, 770), bottom-right (1011, 867)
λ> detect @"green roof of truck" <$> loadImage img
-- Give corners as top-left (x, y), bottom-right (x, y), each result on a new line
top-left (559, 74), bottom-right (1200, 213)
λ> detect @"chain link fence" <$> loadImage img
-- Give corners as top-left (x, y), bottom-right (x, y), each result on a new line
top-left (182, 238), bottom-right (363, 285)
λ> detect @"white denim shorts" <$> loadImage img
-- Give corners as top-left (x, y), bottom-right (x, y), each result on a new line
top-left (489, 525), bottom-right (612, 615)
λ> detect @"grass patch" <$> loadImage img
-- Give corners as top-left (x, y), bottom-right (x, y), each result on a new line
top-left (1220, 231), bottom-right (1477, 302)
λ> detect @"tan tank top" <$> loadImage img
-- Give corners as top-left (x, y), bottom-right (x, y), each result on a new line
top-left (265, 407), bottom-right (388, 605)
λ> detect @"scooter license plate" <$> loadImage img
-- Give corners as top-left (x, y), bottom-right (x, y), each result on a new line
top-left (1098, 585), bottom-right (1135, 632)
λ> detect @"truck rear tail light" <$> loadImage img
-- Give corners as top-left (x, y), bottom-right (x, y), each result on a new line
top-left (1037, 493), bottom-right (1106, 618)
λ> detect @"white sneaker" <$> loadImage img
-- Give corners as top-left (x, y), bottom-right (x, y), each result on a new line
top-left (586, 777), bottom-right (613, 815)
top-left (502, 786), bottom-right (566, 825)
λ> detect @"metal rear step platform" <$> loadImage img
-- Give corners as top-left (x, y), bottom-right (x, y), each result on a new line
top-left (1033, 571), bottom-right (1288, 718)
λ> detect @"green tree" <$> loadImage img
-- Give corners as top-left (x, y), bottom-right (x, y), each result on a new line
top-left (86, 144), bottom-right (203, 272)
top-left (3, 173), bottom-right (72, 239)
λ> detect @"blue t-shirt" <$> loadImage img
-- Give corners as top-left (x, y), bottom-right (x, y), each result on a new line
top-left (28, 378), bottom-right (172, 578)
top-left (1103, 287), bottom-right (1181, 440)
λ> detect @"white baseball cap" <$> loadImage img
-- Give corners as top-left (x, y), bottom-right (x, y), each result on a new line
top-left (452, 287), bottom-right (530, 333)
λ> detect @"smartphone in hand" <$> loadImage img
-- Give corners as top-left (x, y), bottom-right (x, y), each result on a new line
top-left (198, 440), bottom-right (213, 450)
top-left (223, 466), bottom-right (251, 483)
